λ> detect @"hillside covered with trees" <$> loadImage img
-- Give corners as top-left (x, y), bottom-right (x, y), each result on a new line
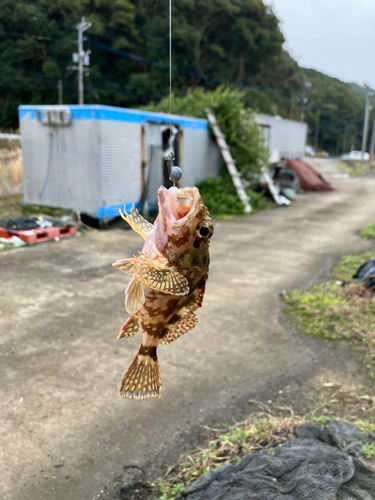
top-left (0, 0), bottom-right (368, 154)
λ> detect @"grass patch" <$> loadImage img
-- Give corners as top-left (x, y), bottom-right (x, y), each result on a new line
top-left (338, 161), bottom-right (371, 176)
top-left (361, 442), bottom-right (375, 459)
top-left (329, 251), bottom-right (375, 281)
top-left (156, 408), bottom-right (308, 499)
top-left (283, 252), bottom-right (375, 378)
top-left (21, 203), bottom-right (71, 218)
top-left (361, 224), bottom-right (375, 239)
top-left (0, 241), bottom-right (20, 252)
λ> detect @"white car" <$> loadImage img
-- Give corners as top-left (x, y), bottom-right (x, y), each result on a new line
top-left (305, 145), bottom-right (316, 157)
top-left (342, 150), bottom-right (370, 161)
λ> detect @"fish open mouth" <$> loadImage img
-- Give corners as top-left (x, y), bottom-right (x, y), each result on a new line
top-left (158, 186), bottom-right (199, 228)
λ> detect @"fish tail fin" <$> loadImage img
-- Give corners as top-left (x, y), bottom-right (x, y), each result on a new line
top-left (119, 347), bottom-right (161, 400)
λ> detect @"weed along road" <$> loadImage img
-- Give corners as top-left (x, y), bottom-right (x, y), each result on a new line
top-left (2, 173), bottom-right (375, 500)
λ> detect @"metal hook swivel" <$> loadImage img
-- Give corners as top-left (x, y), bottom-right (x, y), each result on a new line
top-left (165, 151), bottom-right (182, 186)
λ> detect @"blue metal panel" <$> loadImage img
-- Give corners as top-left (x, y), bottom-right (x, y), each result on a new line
top-left (95, 201), bottom-right (141, 219)
top-left (18, 105), bottom-right (207, 130)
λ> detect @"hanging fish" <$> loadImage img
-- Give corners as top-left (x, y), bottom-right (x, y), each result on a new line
top-left (113, 186), bottom-right (213, 400)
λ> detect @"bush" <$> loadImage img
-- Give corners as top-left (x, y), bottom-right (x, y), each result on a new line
top-left (144, 86), bottom-right (268, 189)
top-left (196, 170), bottom-right (271, 217)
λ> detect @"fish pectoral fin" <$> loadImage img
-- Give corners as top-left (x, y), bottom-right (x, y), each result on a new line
top-left (118, 314), bottom-right (140, 339)
top-left (125, 277), bottom-right (145, 314)
top-left (119, 205), bottom-right (153, 240)
top-left (113, 252), bottom-right (189, 296)
top-left (112, 257), bottom-right (136, 274)
top-left (134, 252), bottom-right (190, 296)
top-left (159, 312), bottom-right (198, 345)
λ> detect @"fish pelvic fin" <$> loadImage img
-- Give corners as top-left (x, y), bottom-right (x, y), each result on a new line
top-left (118, 314), bottom-right (139, 339)
top-left (119, 347), bottom-right (161, 400)
top-left (119, 205), bottom-right (154, 240)
top-left (160, 312), bottom-right (198, 345)
top-left (125, 277), bottom-right (145, 314)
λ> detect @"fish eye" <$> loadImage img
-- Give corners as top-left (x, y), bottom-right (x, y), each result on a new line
top-left (196, 221), bottom-right (213, 240)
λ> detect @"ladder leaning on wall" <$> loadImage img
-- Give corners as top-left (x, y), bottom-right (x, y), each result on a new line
top-left (205, 108), bottom-right (252, 214)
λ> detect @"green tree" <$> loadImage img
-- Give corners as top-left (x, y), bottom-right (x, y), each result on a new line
top-left (145, 86), bottom-right (268, 181)
top-left (302, 68), bottom-right (365, 154)
top-left (144, 86), bottom-right (269, 216)
top-left (0, 0), bottom-right (295, 127)
top-left (0, 0), bottom-right (138, 125)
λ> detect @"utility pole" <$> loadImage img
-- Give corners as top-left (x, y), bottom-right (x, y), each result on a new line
top-left (370, 107), bottom-right (375, 161)
top-left (314, 108), bottom-right (320, 150)
top-left (362, 84), bottom-right (373, 153)
top-left (300, 81), bottom-right (312, 122)
top-left (73, 17), bottom-right (91, 105)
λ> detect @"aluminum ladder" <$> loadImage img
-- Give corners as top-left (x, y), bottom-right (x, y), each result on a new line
top-left (205, 108), bottom-right (251, 213)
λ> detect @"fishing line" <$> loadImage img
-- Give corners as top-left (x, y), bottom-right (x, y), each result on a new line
top-left (169, 0), bottom-right (172, 123)
top-left (166, 0), bottom-right (182, 187)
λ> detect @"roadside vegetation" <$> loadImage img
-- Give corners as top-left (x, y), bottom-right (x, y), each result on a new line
top-left (361, 224), bottom-right (375, 239)
top-left (338, 160), bottom-right (372, 177)
top-left (153, 245), bottom-right (375, 500)
top-left (155, 396), bottom-right (375, 499)
top-left (196, 174), bottom-right (272, 218)
top-left (145, 86), bottom-right (270, 217)
top-left (283, 251), bottom-right (375, 378)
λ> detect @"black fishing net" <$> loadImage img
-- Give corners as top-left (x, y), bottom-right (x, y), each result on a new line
top-left (0, 216), bottom-right (71, 230)
top-left (183, 420), bottom-right (375, 500)
top-left (0, 217), bottom-right (40, 231)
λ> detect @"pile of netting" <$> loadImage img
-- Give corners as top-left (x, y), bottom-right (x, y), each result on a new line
top-left (0, 217), bottom-right (40, 230)
top-left (183, 420), bottom-right (375, 500)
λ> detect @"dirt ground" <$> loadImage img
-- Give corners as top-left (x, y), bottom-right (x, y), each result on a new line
top-left (1, 170), bottom-right (375, 500)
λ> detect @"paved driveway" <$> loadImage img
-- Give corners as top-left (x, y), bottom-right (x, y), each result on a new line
top-left (1, 173), bottom-right (375, 499)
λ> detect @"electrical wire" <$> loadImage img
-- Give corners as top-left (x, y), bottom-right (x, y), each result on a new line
top-left (91, 41), bottom-right (295, 97)
top-left (0, 28), bottom-right (294, 97)
top-left (0, 30), bottom-right (57, 42)
top-left (85, 74), bottom-right (102, 103)
top-left (39, 127), bottom-right (55, 199)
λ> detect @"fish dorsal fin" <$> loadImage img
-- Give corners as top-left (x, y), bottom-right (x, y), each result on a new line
top-left (118, 314), bottom-right (140, 339)
top-left (113, 252), bottom-right (189, 296)
top-left (120, 205), bottom-right (153, 240)
top-left (159, 311), bottom-right (198, 345)
top-left (125, 277), bottom-right (145, 314)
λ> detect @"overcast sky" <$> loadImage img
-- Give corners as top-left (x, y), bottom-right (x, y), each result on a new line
top-left (265, 0), bottom-right (375, 88)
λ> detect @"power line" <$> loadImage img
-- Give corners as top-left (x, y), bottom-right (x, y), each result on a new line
top-left (0, 30), bottom-right (57, 42)
top-left (90, 41), bottom-right (295, 97)
top-left (0, 28), bottom-right (296, 99)
top-left (90, 71), bottom-right (147, 102)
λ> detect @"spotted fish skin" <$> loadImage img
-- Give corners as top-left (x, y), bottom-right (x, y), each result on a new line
top-left (113, 186), bottom-right (212, 400)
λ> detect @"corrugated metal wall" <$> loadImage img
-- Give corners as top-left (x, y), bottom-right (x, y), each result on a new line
top-left (99, 121), bottom-right (141, 207)
top-left (182, 129), bottom-right (222, 187)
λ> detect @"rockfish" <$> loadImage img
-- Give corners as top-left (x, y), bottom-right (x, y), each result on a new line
top-left (113, 186), bottom-right (213, 400)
